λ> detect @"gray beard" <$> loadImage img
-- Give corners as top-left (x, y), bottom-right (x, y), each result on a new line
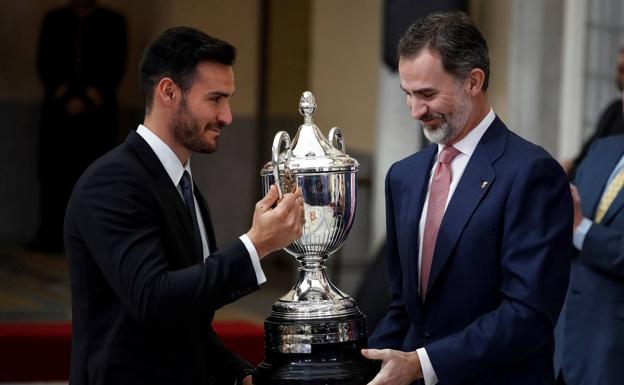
top-left (422, 97), bottom-right (471, 145)
top-left (423, 122), bottom-right (457, 144)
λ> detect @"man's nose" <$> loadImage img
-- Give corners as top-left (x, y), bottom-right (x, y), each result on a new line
top-left (409, 98), bottom-right (427, 120)
top-left (219, 102), bottom-right (233, 125)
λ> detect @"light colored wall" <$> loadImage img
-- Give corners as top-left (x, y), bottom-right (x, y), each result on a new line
top-left (147, 0), bottom-right (259, 116)
top-left (309, 0), bottom-right (381, 155)
top-left (507, 0), bottom-right (565, 155)
top-left (471, 0), bottom-right (511, 123)
top-left (266, 0), bottom-right (310, 118)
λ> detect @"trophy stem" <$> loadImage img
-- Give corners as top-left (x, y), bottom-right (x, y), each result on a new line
top-left (277, 255), bottom-right (347, 303)
top-left (297, 254), bottom-right (327, 270)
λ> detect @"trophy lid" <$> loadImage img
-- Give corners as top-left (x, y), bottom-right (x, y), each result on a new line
top-left (261, 91), bottom-right (359, 175)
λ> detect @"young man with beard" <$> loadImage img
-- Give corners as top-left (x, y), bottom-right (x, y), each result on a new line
top-left (64, 27), bottom-right (304, 385)
top-left (362, 12), bottom-right (573, 385)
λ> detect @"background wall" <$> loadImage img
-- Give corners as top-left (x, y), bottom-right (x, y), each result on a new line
top-left (2, 0), bottom-right (622, 297)
top-left (309, 0), bottom-right (381, 155)
top-left (0, 0), bottom-right (261, 246)
top-left (471, 0), bottom-right (511, 123)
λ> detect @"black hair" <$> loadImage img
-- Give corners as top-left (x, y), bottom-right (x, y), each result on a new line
top-left (139, 26), bottom-right (236, 112)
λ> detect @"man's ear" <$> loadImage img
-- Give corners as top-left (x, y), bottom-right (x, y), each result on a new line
top-left (155, 77), bottom-right (178, 107)
top-left (465, 68), bottom-right (485, 95)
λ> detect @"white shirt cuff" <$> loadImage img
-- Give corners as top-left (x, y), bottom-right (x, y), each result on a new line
top-left (239, 234), bottom-right (267, 285)
top-left (416, 348), bottom-right (438, 385)
top-left (573, 217), bottom-right (592, 251)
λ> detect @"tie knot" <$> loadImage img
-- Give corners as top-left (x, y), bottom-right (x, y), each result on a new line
top-left (438, 146), bottom-right (461, 164)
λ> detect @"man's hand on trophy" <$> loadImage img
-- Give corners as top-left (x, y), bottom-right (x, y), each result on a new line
top-left (247, 184), bottom-right (304, 258)
top-left (361, 348), bottom-right (423, 385)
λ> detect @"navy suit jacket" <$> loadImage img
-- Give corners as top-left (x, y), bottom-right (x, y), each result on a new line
top-left (559, 135), bottom-right (624, 385)
top-left (369, 117), bottom-right (573, 385)
top-left (65, 130), bottom-right (259, 385)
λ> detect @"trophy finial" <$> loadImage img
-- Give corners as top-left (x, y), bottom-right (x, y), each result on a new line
top-left (299, 91), bottom-right (316, 117)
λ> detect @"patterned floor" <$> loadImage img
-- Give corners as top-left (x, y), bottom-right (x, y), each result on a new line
top-left (0, 247), bottom-right (295, 323)
top-left (0, 250), bottom-right (70, 321)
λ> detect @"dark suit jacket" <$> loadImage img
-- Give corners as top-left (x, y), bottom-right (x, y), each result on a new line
top-left (559, 135), bottom-right (624, 385)
top-left (369, 117), bottom-right (573, 385)
top-left (570, 99), bottom-right (624, 179)
top-left (64, 130), bottom-right (259, 385)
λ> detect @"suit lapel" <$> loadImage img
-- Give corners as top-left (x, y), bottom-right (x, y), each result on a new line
top-left (603, 187), bottom-right (624, 224)
top-left (580, 146), bottom-right (621, 219)
top-left (195, 187), bottom-right (217, 253)
top-left (125, 130), bottom-right (202, 262)
top-left (426, 118), bottom-right (505, 295)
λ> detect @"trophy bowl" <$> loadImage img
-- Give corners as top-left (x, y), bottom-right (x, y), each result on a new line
top-left (265, 170), bottom-right (356, 268)
top-left (262, 168), bottom-right (357, 303)
top-left (254, 91), bottom-right (378, 385)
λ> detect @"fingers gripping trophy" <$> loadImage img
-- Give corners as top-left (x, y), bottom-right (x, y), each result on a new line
top-left (255, 91), bottom-right (378, 384)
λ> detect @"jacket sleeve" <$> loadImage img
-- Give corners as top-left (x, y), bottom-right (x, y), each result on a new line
top-left (576, 140), bottom-right (624, 277)
top-left (425, 157), bottom-right (573, 384)
top-left (67, 160), bottom-right (258, 329)
top-left (368, 163), bottom-right (411, 350)
top-left (582, 224), bottom-right (624, 277)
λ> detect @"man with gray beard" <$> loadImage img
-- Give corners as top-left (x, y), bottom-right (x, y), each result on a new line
top-left (363, 12), bottom-right (572, 385)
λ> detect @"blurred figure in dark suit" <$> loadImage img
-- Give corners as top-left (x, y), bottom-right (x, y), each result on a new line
top-left (563, 43), bottom-right (624, 180)
top-left (34, 0), bottom-right (126, 252)
top-left (555, 97), bottom-right (624, 385)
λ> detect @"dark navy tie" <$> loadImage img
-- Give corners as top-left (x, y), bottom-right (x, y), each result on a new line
top-left (179, 170), bottom-right (203, 258)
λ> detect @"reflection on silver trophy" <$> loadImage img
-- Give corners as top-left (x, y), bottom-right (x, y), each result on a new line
top-left (255, 91), bottom-right (377, 385)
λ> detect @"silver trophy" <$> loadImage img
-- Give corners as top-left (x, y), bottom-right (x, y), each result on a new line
top-left (255, 91), bottom-right (377, 385)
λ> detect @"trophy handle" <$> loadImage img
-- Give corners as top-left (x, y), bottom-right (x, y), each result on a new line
top-left (328, 127), bottom-right (345, 152)
top-left (272, 131), bottom-right (291, 199)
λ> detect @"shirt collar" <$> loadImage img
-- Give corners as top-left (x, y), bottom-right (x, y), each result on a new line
top-left (136, 124), bottom-right (192, 187)
top-left (437, 107), bottom-right (495, 157)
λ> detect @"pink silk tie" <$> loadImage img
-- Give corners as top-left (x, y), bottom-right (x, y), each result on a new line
top-left (421, 145), bottom-right (461, 298)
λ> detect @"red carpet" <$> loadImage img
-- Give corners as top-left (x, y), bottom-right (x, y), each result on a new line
top-left (0, 321), bottom-right (264, 382)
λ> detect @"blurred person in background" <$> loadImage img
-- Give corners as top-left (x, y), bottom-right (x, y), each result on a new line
top-left (555, 93), bottom-right (624, 385)
top-left (562, 42), bottom-right (624, 180)
top-left (34, 0), bottom-right (127, 252)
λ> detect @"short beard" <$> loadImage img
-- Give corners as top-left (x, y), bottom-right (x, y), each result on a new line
top-left (172, 96), bottom-right (217, 154)
top-left (423, 120), bottom-right (457, 145)
top-left (421, 94), bottom-right (471, 145)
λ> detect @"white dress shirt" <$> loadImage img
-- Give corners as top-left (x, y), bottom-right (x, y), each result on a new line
top-left (136, 124), bottom-right (266, 285)
top-left (416, 108), bottom-right (495, 385)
